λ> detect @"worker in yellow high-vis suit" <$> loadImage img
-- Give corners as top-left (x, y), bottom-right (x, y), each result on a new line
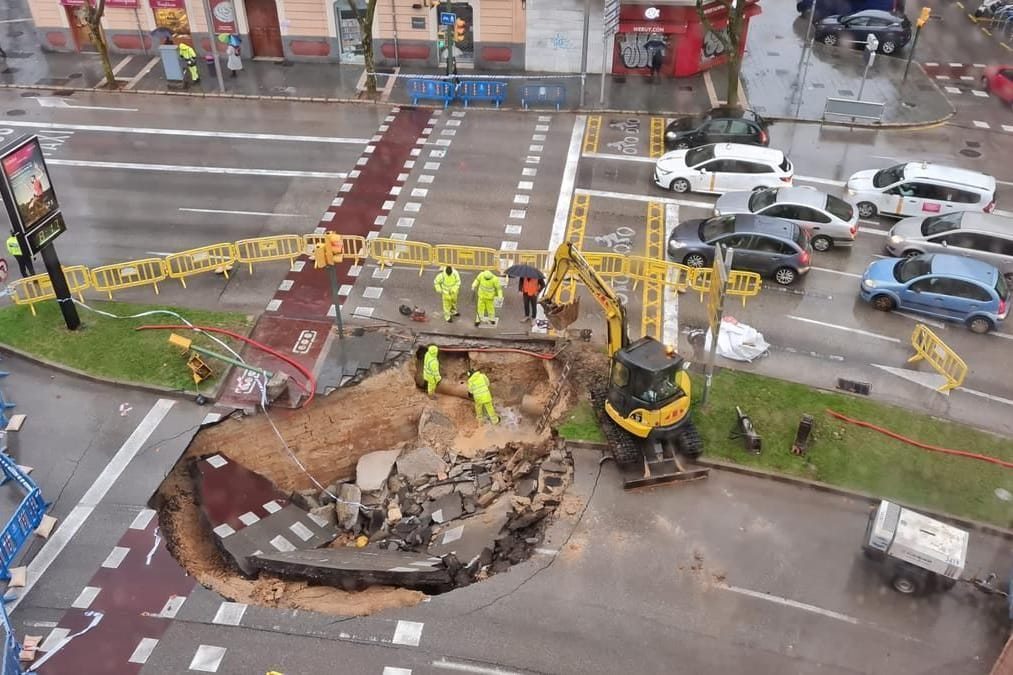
top-left (433, 266), bottom-right (461, 322)
top-left (422, 345), bottom-right (441, 397)
top-left (466, 368), bottom-right (499, 425)
top-left (6, 233), bottom-right (33, 277)
top-left (471, 269), bottom-right (503, 327)
top-left (177, 42), bottom-right (200, 85)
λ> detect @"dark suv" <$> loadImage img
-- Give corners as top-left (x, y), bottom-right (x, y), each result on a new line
top-left (816, 10), bottom-right (913, 54)
top-left (663, 107), bottom-right (769, 151)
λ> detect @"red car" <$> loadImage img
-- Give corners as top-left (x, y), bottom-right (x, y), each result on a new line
top-left (981, 65), bottom-right (1013, 106)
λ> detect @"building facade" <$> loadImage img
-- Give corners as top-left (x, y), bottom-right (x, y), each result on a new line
top-left (26, 0), bottom-right (757, 77)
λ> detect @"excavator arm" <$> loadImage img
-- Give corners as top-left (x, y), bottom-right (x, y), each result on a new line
top-left (539, 242), bottom-right (630, 356)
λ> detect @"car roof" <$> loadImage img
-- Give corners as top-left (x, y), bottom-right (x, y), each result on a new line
top-left (711, 143), bottom-right (785, 162)
top-left (847, 9), bottom-right (905, 20)
top-left (929, 253), bottom-right (999, 283)
top-left (902, 162), bottom-right (996, 191)
top-left (730, 214), bottom-right (801, 239)
top-left (772, 187), bottom-right (826, 209)
top-left (951, 212), bottom-right (1013, 236)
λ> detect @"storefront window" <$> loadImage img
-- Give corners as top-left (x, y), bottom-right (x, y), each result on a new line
top-left (335, 0), bottom-right (365, 62)
top-left (151, 0), bottom-right (190, 40)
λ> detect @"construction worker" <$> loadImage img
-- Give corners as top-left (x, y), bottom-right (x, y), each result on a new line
top-left (471, 269), bottom-right (503, 327)
top-left (6, 233), bottom-right (33, 278)
top-left (177, 41), bottom-right (200, 85)
top-left (422, 344), bottom-right (441, 397)
top-left (466, 368), bottom-right (499, 425)
top-left (433, 265), bottom-right (461, 322)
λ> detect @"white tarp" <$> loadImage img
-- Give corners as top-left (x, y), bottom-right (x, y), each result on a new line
top-left (705, 316), bottom-right (769, 362)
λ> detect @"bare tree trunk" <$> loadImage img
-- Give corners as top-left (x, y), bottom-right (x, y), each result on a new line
top-left (725, 50), bottom-right (741, 108)
top-left (80, 1), bottom-right (117, 89)
top-left (349, 0), bottom-right (379, 99)
top-left (696, 0), bottom-right (747, 108)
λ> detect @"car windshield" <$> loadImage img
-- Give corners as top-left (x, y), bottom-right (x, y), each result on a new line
top-left (895, 255), bottom-right (933, 283)
top-left (920, 212), bottom-right (964, 236)
top-left (748, 189), bottom-right (777, 212)
top-left (873, 164), bottom-right (907, 188)
top-left (699, 215), bottom-right (737, 243)
top-left (825, 195), bottom-right (854, 221)
top-left (633, 364), bottom-right (687, 405)
top-left (685, 145), bottom-right (715, 167)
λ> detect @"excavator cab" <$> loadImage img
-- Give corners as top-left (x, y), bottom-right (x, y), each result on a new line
top-left (606, 337), bottom-right (693, 444)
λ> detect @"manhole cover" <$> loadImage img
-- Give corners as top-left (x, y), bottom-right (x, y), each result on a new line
top-left (838, 89), bottom-right (854, 96)
top-left (995, 487), bottom-right (1012, 501)
top-left (960, 148), bottom-right (982, 158)
top-left (966, 140), bottom-right (981, 148)
top-left (6, 110), bottom-right (25, 117)
top-left (8, 31), bottom-right (23, 38)
top-left (19, 91), bottom-right (34, 97)
top-left (812, 82), bottom-right (825, 89)
top-left (68, 72), bottom-right (82, 79)
top-left (52, 89), bottom-right (74, 97)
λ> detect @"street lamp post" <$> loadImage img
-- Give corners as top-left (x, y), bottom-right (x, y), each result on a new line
top-left (199, 0), bottom-right (226, 93)
top-left (857, 33), bottom-right (878, 101)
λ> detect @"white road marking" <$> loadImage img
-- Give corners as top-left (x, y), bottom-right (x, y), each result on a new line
top-left (873, 364), bottom-right (948, 393)
top-left (101, 546), bottom-right (130, 569)
top-left (533, 547), bottom-right (559, 555)
top-left (958, 387), bottom-right (1013, 406)
top-left (432, 658), bottom-right (523, 675)
top-left (992, 209), bottom-right (1013, 218)
top-left (46, 158), bottom-right (346, 179)
top-left (10, 399), bottom-right (175, 612)
top-left (1003, 126), bottom-right (1013, 134)
top-left (664, 204), bottom-right (680, 344)
top-left (582, 151), bottom-right (654, 163)
top-left (33, 97), bottom-right (137, 112)
top-left (39, 627), bottom-right (70, 651)
top-left (996, 179), bottom-right (1013, 187)
top-left (71, 586), bottom-right (101, 609)
top-left (129, 508), bottom-right (157, 530)
top-left (576, 188), bottom-right (713, 209)
top-left (189, 644), bottom-right (227, 672)
top-left (858, 227), bottom-right (887, 237)
top-left (787, 316), bottom-right (902, 343)
top-left (973, 120), bottom-right (991, 129)
top-left (392, 620), bottom-right (424, 646)
top-left (893, 311), bottom-right (945, 328)
top-left (125, 56), bottom-right (161, 90)
top-left (0, 119), bottom-right (370, 144)
top-left (383, 669), bottom-right (412, 675)
top-left (0, 17), bottom-right (32, 23)
top-left (811, 266), bottom-right (860, 278)
top-left (720, 584), bottom-right (859, 625)
top-left (990, 331), bottom-right (1013, 341)
top-left (794, 175), bottom-right (846, 188)
top-left (178, 207), bottom-right (304, 217)
top-left (549, 115), bottom-right (586, 254)
top-left (703, 70), bottom-right (719, 107)
top-left (212, 601), bottom-right (247, 626)
top-left (127, 637), bottom-right (159, 665)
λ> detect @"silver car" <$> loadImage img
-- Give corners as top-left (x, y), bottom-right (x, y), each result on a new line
top-left (714, 186), bottom-right (858, 252)
top-left (885, 211), bottom-right (1013, 277)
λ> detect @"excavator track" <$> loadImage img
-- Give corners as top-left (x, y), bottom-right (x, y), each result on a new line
top-left (590, 383), bottom-right (641, 465)
top-left (674, 421), bottom-right (703, 459)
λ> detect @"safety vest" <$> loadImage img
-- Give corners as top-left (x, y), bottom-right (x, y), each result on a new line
top-left (423, 347), bottom-right (440, 379)
top-left (6, 236), bottom-right (20, 257)
top-left (472, 271), bottom-right (502, 299)
top-left (434, 269), bottom-right (460, 295)
top-left (521, 277), bottom-right (540, 297)
top-left (467, 371), bottom-right (491, 401)
top-left (178, 43), bottom-right (197, 65)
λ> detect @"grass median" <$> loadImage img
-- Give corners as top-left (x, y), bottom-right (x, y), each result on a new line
top-left (0, 300), bottom-right (253, 391)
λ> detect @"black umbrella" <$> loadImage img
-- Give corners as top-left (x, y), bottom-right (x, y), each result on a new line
top-left (505, 264), bottom-right (544, 279)
top-left (150, 27), bottom-right (174, 44)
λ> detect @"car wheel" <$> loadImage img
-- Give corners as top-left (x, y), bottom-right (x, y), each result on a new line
top-left (872, 295), bottom-right (895, 311)
top-left (857, 202), bottom-right (877, 219)
top-left (675, 141), bottom-right (690, 150)
top-left (811, 235), bottom-right (833, 252)
top-left (670, 178), bottom-right (691, 193)
top-left (822, 34), bottom-right (838, 47)
top-left (902, 249), bottom-right (923, 258)
top-left (967, 316), bottom-right (994, 334)
top-left (981, 76), bottom-right (990, 92)
top-left (774, 267), bottom-right (797, 285)
top-left (880, 40), bottom-right (896, 55)
top-left (683, 253), bottom-right (707, 268)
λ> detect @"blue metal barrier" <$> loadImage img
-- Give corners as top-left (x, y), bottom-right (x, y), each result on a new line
top-left (520, 83), bottom-right (567, 111)
top-left (0, 599), bottom-right (21, 675)
top-left (0, 368), bottom-right (13, 430)
top-left (406, 78), bottom-right (456, 107)
top-left (0, 451), bottom-right (48, 583)
top-left (456, 80), bottom-right (508, 108)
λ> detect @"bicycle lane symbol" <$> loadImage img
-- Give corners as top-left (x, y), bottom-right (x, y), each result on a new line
top-left (590, 226), bottom-right (636, 305)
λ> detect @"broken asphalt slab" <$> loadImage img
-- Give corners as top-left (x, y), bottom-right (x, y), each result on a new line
top-left (356, 449), bottom-right (400, 492)
top-left (250, 548), bottom-right (455, 593)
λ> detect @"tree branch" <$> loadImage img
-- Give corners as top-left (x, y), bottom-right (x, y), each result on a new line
top-left (695, 0), bottom-right (735, 52)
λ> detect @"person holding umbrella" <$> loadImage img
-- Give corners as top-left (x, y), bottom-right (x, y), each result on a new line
top-left (506, 264), bottom-right (546, 323)
top-left (219, 34), bottom-right (243, 78)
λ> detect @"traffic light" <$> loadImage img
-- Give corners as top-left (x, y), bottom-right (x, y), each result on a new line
top-left (455, 18), bottom-right (466, 43)
top-left (917, 7), bottom-right (931, 28)
top-left (424, 0), bottom-right (440, 7)
top-left (313, 231), bottom-right (343, 269)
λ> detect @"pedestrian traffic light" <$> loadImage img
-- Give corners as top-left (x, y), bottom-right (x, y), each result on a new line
top-left (313, 231), bottom-right (343, 269)
top-left (917, 7), bottom-right (931, 28)
top-left (455, 18), bottom-right (466, 43)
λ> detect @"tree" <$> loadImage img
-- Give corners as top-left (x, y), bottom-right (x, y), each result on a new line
top-left (695, 0), bottom-right (749, 108)
top-left (346, 0), bottom-right (379, 98)
top-left (76, 0), bottom-right (117, 90)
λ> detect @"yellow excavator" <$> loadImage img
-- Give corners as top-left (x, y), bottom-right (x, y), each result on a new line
top-left (540, 242), bottom-right (707, 487)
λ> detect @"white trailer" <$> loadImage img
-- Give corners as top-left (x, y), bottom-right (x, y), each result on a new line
top-left (862, 500), bottom-right (969, 595)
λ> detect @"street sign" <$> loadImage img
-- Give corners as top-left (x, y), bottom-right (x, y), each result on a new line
top-left (439, 11), bottom-right (456, 26)
top-left (707, 246), bottom-right (730, 334)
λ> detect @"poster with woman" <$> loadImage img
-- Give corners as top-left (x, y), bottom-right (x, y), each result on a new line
top-left (0, 137), bottom-right (58, 232)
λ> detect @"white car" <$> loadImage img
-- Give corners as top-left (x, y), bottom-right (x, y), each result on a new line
top-left (846, 162), bottom-right (997, 219)
top-left (654, 143), bottom-right (794, 195)
top-left (714, 186), bottom-right (858, 251)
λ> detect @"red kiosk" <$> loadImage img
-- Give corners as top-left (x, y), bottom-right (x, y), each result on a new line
top-left (612, 0), bottom-right (762, 78)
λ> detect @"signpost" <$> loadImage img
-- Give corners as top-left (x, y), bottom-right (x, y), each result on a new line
top-left (439, 11), bottom-right (455, 26)
top-left (0, 136), bottom-right (79, 330)
top-left (903, 8), bottom-right (933, 83)
top-left (702, 246), bottom-right (732, 405)
top-left (602, 0), bottom-right (621, 105)
top-left (857, 33), bottom-right (878, 101)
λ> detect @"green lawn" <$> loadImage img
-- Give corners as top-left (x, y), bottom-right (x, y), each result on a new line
top-left (0, 301), bottom-right (253, 391)
top-left (691, 369), bottom-right (1013, 528)
top-left (557, 400), bottom-right (606, 444)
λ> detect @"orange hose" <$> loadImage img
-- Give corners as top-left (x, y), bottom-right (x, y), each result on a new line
top-left (826, 409), bottom-right (1013, 470)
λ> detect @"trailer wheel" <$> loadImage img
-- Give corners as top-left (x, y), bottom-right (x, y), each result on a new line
top-left (939, 576), bottom-right (957, 592)
top-left (891, 569), bottom-right (926, 595)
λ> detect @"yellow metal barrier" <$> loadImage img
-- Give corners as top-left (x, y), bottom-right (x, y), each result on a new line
top-left (234, 235), bottom-right (305, 274)
top-left (304, 233), bottom-right (367, 265)
top-left (726, 271), bottom-right (763, 307)
top-left (165, 243), bottom-right (238, 288)
top-left (497, 250), bottom-right (549, 273)
top-left (432, 245), bottom-right (498, 272)
top-left (582, 251), bottom-right (628, 281)
top-left (634, 258), bottom-right (690, 290)
top-left (90, 258), bottom-right (168, 299)
top-left (688, 267), bottom-right (711, 299)
top-left (9, 266), bottom-right (92, 315)
top-left (367, 238), bottom-right (433, 275)
top-left (908, 324), bottom-right (968, 393)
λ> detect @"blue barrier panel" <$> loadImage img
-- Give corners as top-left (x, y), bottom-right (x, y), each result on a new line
top-left (0, 371), bottom-right (13, 430)
top-left (406, 78), bottom-right (455, 108)
top-left (520, 84), bottom-right (566, 111)
top-left (0, 453), bottom-right (47, 582)
top-left (456, 80), bottom-right (507, 108)
top-left (0, 599), bottom-right (20, 675)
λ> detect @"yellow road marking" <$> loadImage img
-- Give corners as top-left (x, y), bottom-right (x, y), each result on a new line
top-left (583, 115), bottom-right (601, 155)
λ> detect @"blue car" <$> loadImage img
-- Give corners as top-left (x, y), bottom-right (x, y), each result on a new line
top-left (859, 253), bottom-right (1010, 333)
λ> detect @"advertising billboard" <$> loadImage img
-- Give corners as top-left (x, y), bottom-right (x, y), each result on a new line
top-left (0, 137), bottom-right (59, 235)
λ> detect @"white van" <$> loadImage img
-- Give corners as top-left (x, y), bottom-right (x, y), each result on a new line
top-left (846, 162), bottom-right (997, 219)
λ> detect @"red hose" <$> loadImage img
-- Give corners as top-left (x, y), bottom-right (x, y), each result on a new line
top-left (826, 409), bottom-right (1013, 470)
top-left (435, 346), bottom-right (563, 360)
top-left (136, 324), bottom-right (316, 407)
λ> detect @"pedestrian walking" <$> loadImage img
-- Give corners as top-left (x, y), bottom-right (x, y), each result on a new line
top-left (518, 275), bottom-right (545, 323)
top-left (422, 345), bottom-right (442, 398)
top-left (466, 368), bottom-right (499, 425)
top-left (433, 265), bottom-right (461, 322)
top-left (6, 233), bottom-right (34, 278)
top-left (177, 42), bottom-right (200, 85)
top-left (0, 44), bottom-right (6, 59)
top-left (226, 42), bottom-right (243, 77)
top-left (471, 269), bottom-right (503, 327)
top-left (646, 34), bottom-right (665, 82)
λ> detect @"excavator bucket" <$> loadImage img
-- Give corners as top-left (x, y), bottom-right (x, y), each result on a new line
top-left (542, 298), bottom-right (581, 331)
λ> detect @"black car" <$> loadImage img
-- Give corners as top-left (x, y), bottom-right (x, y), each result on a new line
top-left (663, 107), bottom-right (769, 151)
top-left (815, 9), bottom-right (912, 54)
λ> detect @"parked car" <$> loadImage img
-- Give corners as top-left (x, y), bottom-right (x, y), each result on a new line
top-left (981, 65), bottom-right (1013, 106)
top-left (714, 186), bottom-right (858, 251)
top-left (654, 144), bottom-right (793, 195)
top-left (798, 0), bottom-right (905, 20)
top-left (663, 107), bottom-right (769, 151)
top-left (974, 0), bottom-right (1012, 17)
top-left (885, 212), bottom-right (1013, 277)
top-left (667, 213), bottom-right (812, 285)
top-left (815, 9), bottom-right (912, 54)
top-left (846, 162), bottom-right (997, 219)
top-left (859, 253), bottom-right (1010, 333)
